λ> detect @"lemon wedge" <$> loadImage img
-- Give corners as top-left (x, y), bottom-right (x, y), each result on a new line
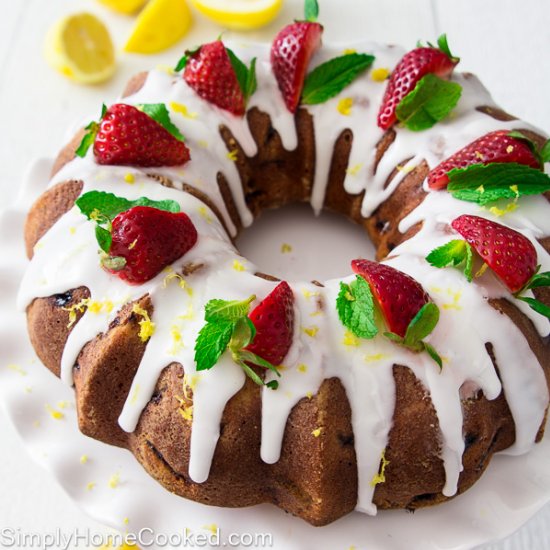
top-left (124, 0), bottom-right (192, 54)
top-left (44, 13), bottom-right (115, 84)
top-left (96, 0), bottom-right (148, 14)
top-left (190, 0), bottom-right (283, 30)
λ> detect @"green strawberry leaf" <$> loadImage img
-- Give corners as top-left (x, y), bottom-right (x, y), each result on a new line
top-left (95, 225), bottom-right (112, 253)
top-left (101, 255), bottom-right (126, 271)
top-left (194, 320), bottom-right (234, 371)
top-left (76, 191), bottom-right (180, 223)
top-left (396, 73), bottom-right (462, 131)
top-left (424, 342), bottom-right (443, 370)
top-left (75, 104), bottom-right (107, 158)
top-left (447, 163), bottom-right (550, 205)
top-left (436, 34), bottom-right (458, 62)
top-left (238, 349), bottom-right (281, 376)
top-left (238, 360), bottom-right (265, 386)
top-left (226, 49), bottom-right (257, 104)
top-left (541, 139), bottom-right (550, 163)
top-left (204, 295), bottom-right (255, 324)
top-left (384, 331), bottom-right (404, 345)
top-left (266, 380), bottom-right (279, 390)
top-left (139, 103), bottom-right (184, 141)
top-left (426, 239), bottom-right (473, 282)
top-left (174, 45), bottom-right (200, 72)
top-left (526, 270), bottom-right (550, 290)
top-left (336, 275), bottom-right (378, 339)
top-left (301, 53), bottom-right (375, 105)
top-left (516, 296), bottom-right (550, 320)
top-left (305, 0), bottom-right (319, 22)
top-left (403, 302), bottom-right (440, 347)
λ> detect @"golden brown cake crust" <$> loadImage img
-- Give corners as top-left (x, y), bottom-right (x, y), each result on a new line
top-left (22, 72), bottom-right (550, 526)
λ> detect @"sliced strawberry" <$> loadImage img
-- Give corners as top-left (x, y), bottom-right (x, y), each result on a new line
top-left (246, 281), bottom-right (294, 365)
top-left (451, 215), bottom-right (537, 293)
top-left (352, 259), bottom-right (430, 337)
top-left (428, 130), bottom-right (543, 190)
top-left (271, 21), bottom-right (323, 113)
top-left (92, 104), bottom-right (190, 167)
top-left (183, 40), bottom-right (246, 116)
top-left (377, 36), bottom-right (459, 130)
top-left (106, 206), bottom-right (198, 284)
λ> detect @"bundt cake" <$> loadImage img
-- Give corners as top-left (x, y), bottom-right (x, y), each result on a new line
top-left (17, 1), bottom-right (550, 528)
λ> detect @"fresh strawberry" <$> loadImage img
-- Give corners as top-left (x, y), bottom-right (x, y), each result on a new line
top-left (183, 40), bottom-right (247, 116)
top-left (106, 206), bottom-right (198, 284)
top-left (428, 131), bottom-right (543, 190)
top-left (352, 259), bottom-right (430, 337)
top-left (377, 35), bottom-right (459, 130)
top-left (451, 215), bottom-right (537, 292)
top-left (271, 21), bottom-right (323, 113)
top-left (246, 281), bottom-right (295, 365)
top-left (84, 104), bottom-right (190, 167)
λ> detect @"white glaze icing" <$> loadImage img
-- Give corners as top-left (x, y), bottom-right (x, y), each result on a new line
top-left (17, 40), bottom-right (550, 516)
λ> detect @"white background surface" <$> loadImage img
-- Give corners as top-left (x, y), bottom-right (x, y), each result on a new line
top-left (0, 0), bottom-right (549, 548)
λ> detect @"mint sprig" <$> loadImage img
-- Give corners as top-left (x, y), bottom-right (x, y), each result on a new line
top-left (426, 239), bottom-right (473, 282)
top-left (447, 163), bottom-right (550, 205)
top-left (76, 190), bottom-right (180, 253)
top-left (194, 296), bottom-right (281, 390)
top-left (140, 104), bottom-right (184, 141)
top-left (384, 303), bottom-right (442, 369)
top-left (226, 48), bottom-right (257, 103)
top-left (336, 275), bottom-right (378, 339)
top-left (396, 73), bottom-right (462, 131)
top-left (302, 53), bottom-right (375, 105)
top-left (304, 0), bottom-right (319, 22)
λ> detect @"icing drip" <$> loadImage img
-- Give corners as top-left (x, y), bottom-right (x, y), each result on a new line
top-left (18, 40), bottom-right (550, 515)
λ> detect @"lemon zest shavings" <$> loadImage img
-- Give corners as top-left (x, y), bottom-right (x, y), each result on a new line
top-left (232, 259), bottom-right (246, 272)
top-left (69, 226), bottom-right (76, 235)
top-left (226, 149), bottom-right (239, 162)
top-left (46, 404), bottom-right (64, 420)
top-left (80, 455), bottom-right (89, 464)
top-left (346, 163), bottom-right (363, 176)
top-left (337, 97), bottom-right (353, 116)
top-left (297, 363), bottom-right (308, 373)
top-left (86, 482), bottom-right (96, 491)
top-left (303, 325), bottom-right (319, 338)
top-left (371, 67), bottom-right (390, 82)
top-left (281, 243), bottom-right (292, 253)
top-left (370, 449), bottom-right (390, 487)
top-left (124, 173), bottom-right (135, 184)
top-left (170, 101), bottom-right (198, 119)
top-left (343, 48), bottom-right (357, 55)
top-left (132, 304), bottom-right (155, 342)
top-left (364, 353), bottom-right (387, 363)
top-left (7, 364), bottom-right (27, 376)
top-left (198, 206), bottom-right (213, 223)
top-left (342, 330), bottom-right (360, 347)
top-left (108, 473), bottom-right (121, 489)
top-left (301, 288), bottom-right (319, 299)
top-left (311, 428), bottom-right (322, 437)
top-left (442, 288), bottom-right (462, 311)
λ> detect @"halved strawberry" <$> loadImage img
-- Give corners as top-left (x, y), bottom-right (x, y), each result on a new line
top-left (428, 130), bottom-right (543, 190)
top-left (451, 215), bottom-right (537, 293)
top-left (106, 206), bottom-right (198, 284)
top-left (246, 281), bottom-right (295, 365)
top-left (351, 259), bottom-right (430, 338)
top-left (377, 35), bottom-right (459, 130)
top-left (76, 103), bottom-right (190, 167)
top-left (271, 21), bottom-right (323, 113)
top-left (182, 40), bottom-right (254, 116)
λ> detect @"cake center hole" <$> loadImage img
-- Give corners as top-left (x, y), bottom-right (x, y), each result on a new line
top-left (236, 203), bottom-right (376, 281)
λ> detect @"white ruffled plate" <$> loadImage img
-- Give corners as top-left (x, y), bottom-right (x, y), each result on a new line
top-left (1, 159), bottom-right (549, 550)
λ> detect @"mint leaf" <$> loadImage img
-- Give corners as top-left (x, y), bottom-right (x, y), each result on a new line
top-left (95, 225), bottom-right (112, 253)
top-left (204, 295), bottom-right (255, 324)
top-left (396, 73), bottom-right (462, 131)
top-left (305, 0), bottom-right (319, 21)
top-left (266, 380), bottom-right (279, 390)
top-left (76, 191), bottom-right (180, 222)
top-left (195, 320), bottom-right (234, 371)
top-left (447, 163), bottom-right (550, 205)
top-left (226, 49), bottom-right (257, 104)
top-left (229, 316), bottom-right (256, 351)
top-left (336, 275), bottom-right (378, 339)
top-left (540, 139), bottom-right (550, 163)
top-left (426, 239), bottom-right (473, 282)
top-left (424, 342), bottom-right (443, 370)
top-left (404, 303), bottom-right (440, 347)
top-left (516, 296), bottom-right (550, 320)
top-left (526, 270), bottom-right (550, 290)
top-left (139, 104), bottom-right (184, 141)
top-left (302, 53), bottom-right (375, 105)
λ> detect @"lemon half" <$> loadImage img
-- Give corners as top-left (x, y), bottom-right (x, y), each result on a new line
top-left (124, 0), bottom-right (192, 54)
top-left (96, 0), bottom-right (148, 14)
top-left (45, 13), bottom-right (116, 84)
top-left (191, 0), bottom-right (283, 30)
